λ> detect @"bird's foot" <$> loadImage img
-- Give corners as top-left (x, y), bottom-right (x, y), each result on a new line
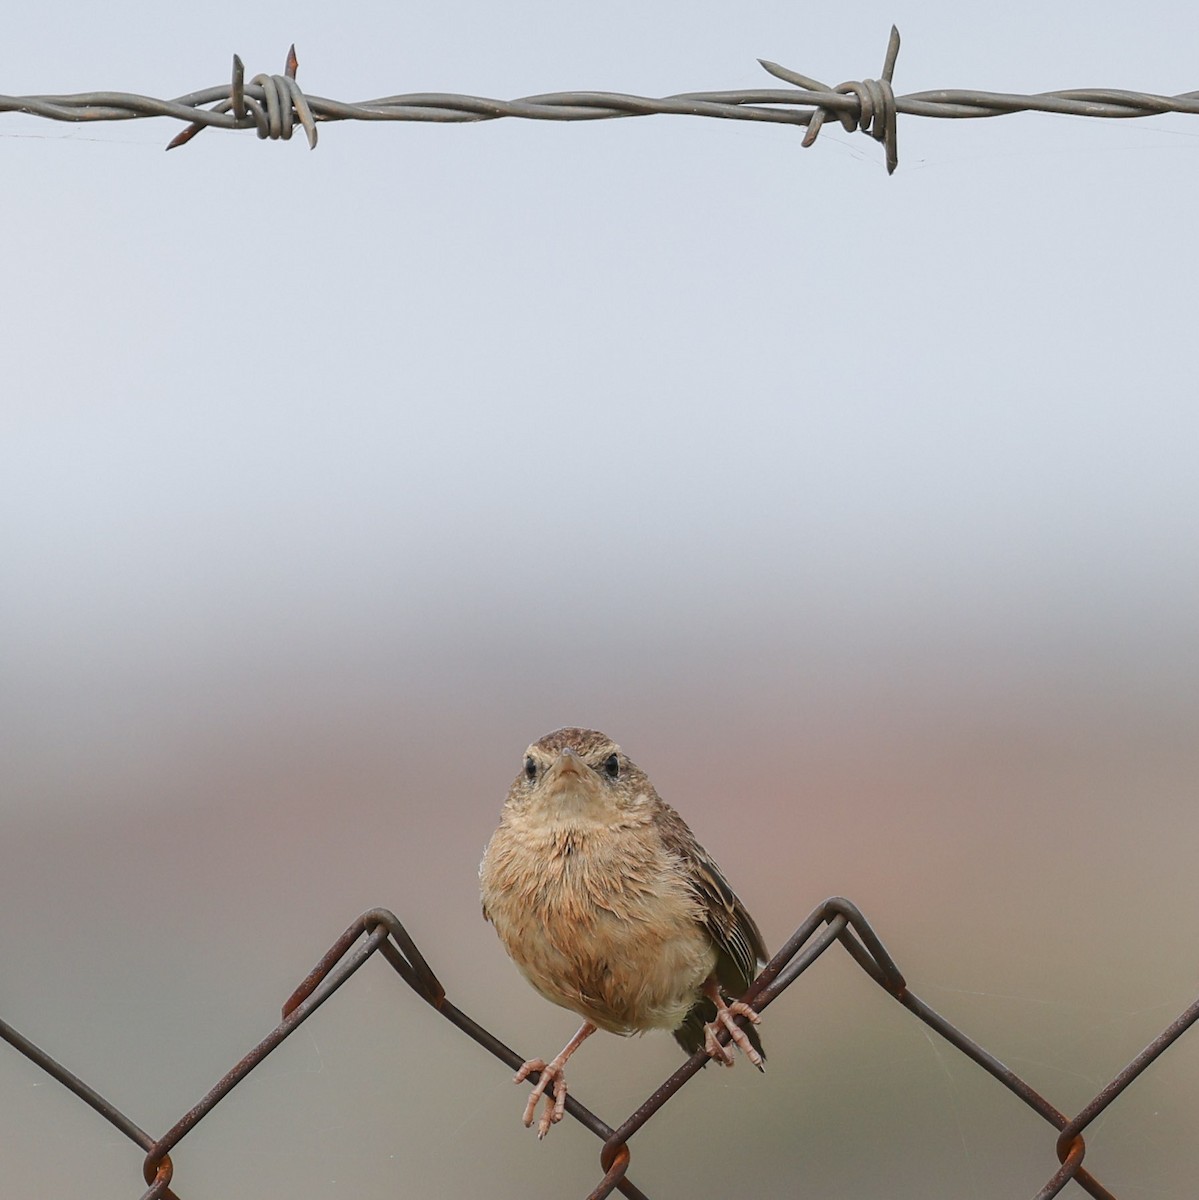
top-left (514, 1057), bottom-right (568, 1138)
top-left (703, 993), bottom-right (764, 1069)
top-left (513, 1020), bottom-right (596, 1138)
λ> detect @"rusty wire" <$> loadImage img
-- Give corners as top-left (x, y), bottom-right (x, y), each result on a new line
top-left (2, 897), bottom-right (1197, 1199)
top-left (4, 28), bottom-right (1199, 172)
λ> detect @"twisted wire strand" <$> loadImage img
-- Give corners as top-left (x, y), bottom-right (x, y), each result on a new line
top-left (3, 31), bottom-right (1199, 171)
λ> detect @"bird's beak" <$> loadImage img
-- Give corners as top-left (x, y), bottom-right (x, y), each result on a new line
top-left (549, 748), bottom-right (586, 780)
top-left (544, 748), bottom-right (596, 795)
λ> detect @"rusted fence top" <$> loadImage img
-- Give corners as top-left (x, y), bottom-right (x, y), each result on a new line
top-left (2, 895), bottom-right (1196, 1199)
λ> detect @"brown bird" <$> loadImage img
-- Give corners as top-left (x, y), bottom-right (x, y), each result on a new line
top-left (479, 727), bottom-right (767, 1138)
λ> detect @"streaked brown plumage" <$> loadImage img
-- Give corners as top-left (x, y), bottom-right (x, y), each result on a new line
top-left (479, 727), bottom-right (767, 1137)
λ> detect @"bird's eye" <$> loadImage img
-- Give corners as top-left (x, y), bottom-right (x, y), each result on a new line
top-left (602, 753), bottom-right (620, 780)
top-left (524, 756), bottom-right (537, 782)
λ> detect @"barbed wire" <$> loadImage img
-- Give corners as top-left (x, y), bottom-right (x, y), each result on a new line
top-left (4, 28), bottom-right (1199, 172)
top-left (2, 896), bottom-right (1196, 1199)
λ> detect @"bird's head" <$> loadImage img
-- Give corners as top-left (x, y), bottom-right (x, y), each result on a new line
top-left (505, 727), bottom-right (652, 827)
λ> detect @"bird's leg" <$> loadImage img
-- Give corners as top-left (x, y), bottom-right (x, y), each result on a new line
top-left (701, 977), bottom-right (763, 1069)
top-left (513, 1020), bottom-right (596, 1138)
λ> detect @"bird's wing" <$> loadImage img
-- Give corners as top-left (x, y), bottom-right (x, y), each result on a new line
top-left (656, 801), bottom-right (768, 992)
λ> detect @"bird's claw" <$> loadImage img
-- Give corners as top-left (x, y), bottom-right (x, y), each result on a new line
top-left (514, 1057), bottom-right (567, 1138)
top-left (703, 998), bottom-right (763, 1069)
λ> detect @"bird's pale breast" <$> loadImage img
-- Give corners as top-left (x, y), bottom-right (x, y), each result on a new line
top-left (480, 816), bottom-right (716, 1035)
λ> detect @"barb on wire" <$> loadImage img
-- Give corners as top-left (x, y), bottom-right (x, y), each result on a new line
top-left (1, 897), bottom-right (1198, 1199)
top-left (4, 27), bottom-right (1199, 171)
top-left (165, 45), bottom-right (317, 150)
top-left (761, 24), bottom-right (901, 172)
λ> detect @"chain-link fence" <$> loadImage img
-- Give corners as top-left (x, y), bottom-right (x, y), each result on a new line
top-left (2, 896), bottom-right (1195, 1199)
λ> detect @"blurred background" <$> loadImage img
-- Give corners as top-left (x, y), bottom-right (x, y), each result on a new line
top-left (3, 0), bottom-right (1198, 1196)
